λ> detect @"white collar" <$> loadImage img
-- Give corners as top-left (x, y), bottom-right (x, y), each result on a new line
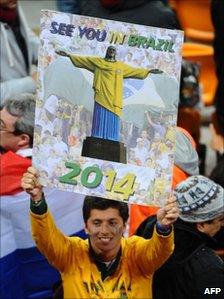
top-left (16, 148), bottom-right (32, 157)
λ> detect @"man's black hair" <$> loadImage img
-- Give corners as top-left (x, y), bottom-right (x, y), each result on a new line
top-left (83, 196), bottom-right (129, 224)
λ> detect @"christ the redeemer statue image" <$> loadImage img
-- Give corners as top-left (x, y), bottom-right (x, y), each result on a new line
top-left (56, 46), bottom-right (163, 142)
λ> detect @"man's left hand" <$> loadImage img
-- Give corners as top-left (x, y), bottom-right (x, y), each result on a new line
top-left (157, 195), bottom-right (179, 227)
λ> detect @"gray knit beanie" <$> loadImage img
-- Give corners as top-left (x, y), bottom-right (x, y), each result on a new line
top-left (174, 175), bottom-right (224, 222)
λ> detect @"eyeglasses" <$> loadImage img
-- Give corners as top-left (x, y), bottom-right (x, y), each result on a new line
top-left (0, 128), bottom-right (15, 133)
top-left (0, 126), bottom-right (25, 137)
top-left (0, 126), bottom-right (16, 134)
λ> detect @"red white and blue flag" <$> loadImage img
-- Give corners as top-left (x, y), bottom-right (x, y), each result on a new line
top-left (0, 188), bottom-right (85, 299)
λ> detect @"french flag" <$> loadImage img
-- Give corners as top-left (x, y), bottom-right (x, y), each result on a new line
top-left (0, 188), bottom-right (85, 299)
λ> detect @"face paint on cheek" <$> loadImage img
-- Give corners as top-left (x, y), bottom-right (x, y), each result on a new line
top-left (89, 224), bottom-right (124, 238)
top-left (115, 225), bottom-right (124, 235)
top-left (86, 226), bottom-right (99, 239)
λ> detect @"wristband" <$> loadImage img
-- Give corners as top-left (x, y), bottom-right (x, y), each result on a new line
top-left (30, 193), bottom-right (47, 215)
top-left (156, 221), bottom-right (171, 233)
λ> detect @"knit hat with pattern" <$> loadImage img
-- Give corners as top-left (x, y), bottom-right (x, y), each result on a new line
top-left (174, 175), bottom-right (224, 222)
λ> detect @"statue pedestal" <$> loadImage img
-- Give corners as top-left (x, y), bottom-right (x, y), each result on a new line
top-left (81, 136), bottom-right (127, 163)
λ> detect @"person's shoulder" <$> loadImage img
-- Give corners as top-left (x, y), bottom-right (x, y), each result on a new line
top-left (186, 246), bottom-right (224, 291)
top-left (122, 235), bottom-right (141, 246)
top-left (187, 245), bottom-right (223, 275)
top-left (196, 246), bottom-right (223, 266)
top-left (70, 236), bottom-right (88, 248)
top-left (122, 235), bottom-right (150, 249)
top-left (92, 57), bottom-right (106, 65)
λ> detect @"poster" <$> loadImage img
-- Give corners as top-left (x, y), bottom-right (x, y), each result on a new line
top-left (33, 10), bottom-right (184, 206)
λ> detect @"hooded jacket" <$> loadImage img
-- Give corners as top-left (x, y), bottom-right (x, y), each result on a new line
top-left (78, 0), bottom-right (180, 29)
top-left (0, 4), bottom-right (39, 102)
top-left (136, 216), bottom-right (224, 299)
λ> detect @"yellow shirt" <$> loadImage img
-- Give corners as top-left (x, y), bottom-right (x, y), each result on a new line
top-left (31, 211), bottom-right (174, 299)
top-left (69, 55), bottom-right (150, 116)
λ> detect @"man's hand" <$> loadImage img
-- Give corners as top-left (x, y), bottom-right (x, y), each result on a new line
top-left (150, 69), bottom-right (163, 74)
top-left (157, 195), bottom-right (179, 227)
top-left (21, 167), bottom-right (43, 202)
top-left (55, 49), bottom-right (69, 57)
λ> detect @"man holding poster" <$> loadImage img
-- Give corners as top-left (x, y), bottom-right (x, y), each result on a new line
top-left (56, 46), bottom-right (163, 142)
top-left (22, 166), bottom-right (179, 299)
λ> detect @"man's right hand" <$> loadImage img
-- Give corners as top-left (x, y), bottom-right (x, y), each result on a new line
top-left (55, 49), bottom-right (69, 57)
top-left (21, 167), bottom-right (43, 202)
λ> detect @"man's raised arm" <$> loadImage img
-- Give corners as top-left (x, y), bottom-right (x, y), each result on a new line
top-left (21, 167), bottom-right (76, 272)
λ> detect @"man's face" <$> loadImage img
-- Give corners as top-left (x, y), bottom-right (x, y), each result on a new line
top-left (199, 215), bottom-right (224, 237)
top-left (0, 0), bottom-right (17, 9)
top-left (106, 46), bottom-right (116, 59)
top-left (85, 208), bottom-right (126, 261)
top-left (0, 107), bottom-right (20, 152)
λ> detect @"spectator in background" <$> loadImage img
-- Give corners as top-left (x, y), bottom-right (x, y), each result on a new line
top-left (176, 59), bottom-right (209, 174)
top-left (57, 0), bottom-right (80, 14)
top-left (0, 94), bottom-right (36, 195)
top-left (78, 0), bottom-right (180, 30)
top-left (0, 0), bottom-right (39, 102)
top-left (136, 175), bottom-right (224, 299)
top-left (177, 60), bottom-right (201, 151)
